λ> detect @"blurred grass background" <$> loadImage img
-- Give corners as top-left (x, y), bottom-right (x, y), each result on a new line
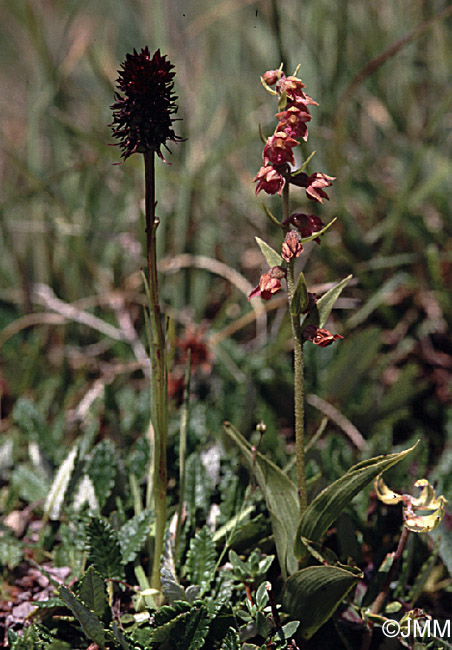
top-left (1, 0), bottom-right (452, 476)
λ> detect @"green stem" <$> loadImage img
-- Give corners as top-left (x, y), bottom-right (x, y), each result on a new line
top-left (282, 183), bottom-right (307, 514)
top-left (144, 151), bottom-right (168, 593)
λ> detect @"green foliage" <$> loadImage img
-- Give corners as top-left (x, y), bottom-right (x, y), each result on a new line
top-left (254, 237), bottom-right (283, 268)
top-left (86, 517), bottom-right (124, 581)
top-left (58, 585), bottom-right (107, 648)
top-left (290, 272), bottom-right (309, 316)
top-left (186, 526), bottom-right (217, 596)
top-left (117, 508), bottom-right (154, 564)
top-left (223, 422), bottom-right (299, 578)
top-left (302, 274), bottom-right (353, 330)
top-left (86, 439), bottom-right (119, 509)
top-left (78, 566), bottom-right (108, 619)
top-left (282, 565), bottom-right (362, 640)
top-left (295, 442), bottom-right (418, 558)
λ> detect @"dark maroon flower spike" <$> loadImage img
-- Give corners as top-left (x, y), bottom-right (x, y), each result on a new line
top-left (111, 47), bottom-right (184, 162)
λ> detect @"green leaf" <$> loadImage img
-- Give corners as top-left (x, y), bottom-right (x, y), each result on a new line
top-left (220, 627), bottom-right (241, 650)
top-left (186, 526), bottom-right (217, 595)
top-left (295, 443), bottom-right (418, 559)
top-left (44, 445), bottom-right (78, 520)
top-left (86, 517), bottom-right (124, 581)
top-left (86, 439), bottom-right (118, 508)
top-left (282, 564), bottom-right (362, 639)
top-left (78, 566), bottom-right (107, 619)
top-left (255, 237), bottom-right (283, 268)
top-left (118, 508), bottom-right (154, 564)
top-left (299, 217), bottom-right (337, 244)
top-left (262, 202), bottom-right (283, 229)
top-left (59, 585), bottom-right (106, 648)
top-left (170, 604), bottom-right (212, 650)
top-left (11, 464), bottom-right (49, 503)
top-left (223, 422), bottom-right (299, 578)
top-left (290, 272), bottom-right (309, 315)
top-left (110, 622), bottom-right (133, 650)
top-left (302, 274), bottom-right (352, 330)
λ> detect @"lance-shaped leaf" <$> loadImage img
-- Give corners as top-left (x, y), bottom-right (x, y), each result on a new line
top-left (290, 272), bottom-right (309, 315)
top-left (255, 237), bottom-right (283, 268)
top-left (295, 443), bottom-right (418, 559)
top-left (302, 274), bottom-right (352, 330)
top-left (223, 422), bottom-right (299, 578)
top-left (282, 564), bottom-right (362, 639)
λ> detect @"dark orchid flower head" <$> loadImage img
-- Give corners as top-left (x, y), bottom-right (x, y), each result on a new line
top-left (111, 46), bottom-right (184, 161)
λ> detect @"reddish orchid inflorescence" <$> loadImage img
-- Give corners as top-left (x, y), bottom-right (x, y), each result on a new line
top-left (249, 65), bottom-right (341, 348)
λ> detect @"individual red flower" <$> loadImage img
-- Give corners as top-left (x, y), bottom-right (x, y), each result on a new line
top-left (262, 69), bottom-right (282, 86)
top-left (281, 230), bottom-right (303, 262)
top-left (254, 165), bottom-right (286, 195)
top-left (289, 172), bottom-right (335, 203)
top-left (275, 106), bottom-right (311, 141)
top-left (283, 213), bottom-right (324, 244)
top-left (249, 266), bottom-right (286, 301)
top-left (263, 132), bottom-right (299, 166)
top-left (276, 75), bottom-right (306, 100)
top-left (111, 47), bottom-right (184, 161)
top-left (302, 325), bottom-right (343, 347)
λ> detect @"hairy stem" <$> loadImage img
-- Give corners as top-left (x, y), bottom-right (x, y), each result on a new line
top-left (282, 184), bottom-right (307, 514)
top-left (144, 151), bottom-right (168, 592)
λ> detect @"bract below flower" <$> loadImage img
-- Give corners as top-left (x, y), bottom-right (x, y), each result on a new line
top-left (263, 132), bottom-right (299, 166)
top-left (248, 266), bottom-right (286, 301)
top-left (254, 165), bottom-right (286, 196)
top-left (303, 325), bottom-right (343, 347)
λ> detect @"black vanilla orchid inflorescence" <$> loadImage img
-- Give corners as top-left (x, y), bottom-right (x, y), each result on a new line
top-left (111, 46), bottom-right (184, 161)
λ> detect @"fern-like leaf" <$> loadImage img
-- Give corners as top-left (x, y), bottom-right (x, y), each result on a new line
top-left (170, 604), bottom-right (212, 650)
top-left (86, 517), bottom-right (124, 581)
top-left (186, 526), bottom-right (217, 595)
top-left (118, 508), bottom-right (154, 564)
top-left (220, 627), bottom-right (241, 650)
top-left (86, 439), bottom-right (118, 508)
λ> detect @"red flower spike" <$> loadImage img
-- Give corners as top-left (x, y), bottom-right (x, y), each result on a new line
top-left (263, 132), bottom-right (299, 166)
top-left (303, 325), bottom-right (343, 347)
top-left (111, 47), bottom-right (184, 161)
top-left (281, 231), bottom-right (303, 263)
top-left (254, 165), bottom-right (286, 196)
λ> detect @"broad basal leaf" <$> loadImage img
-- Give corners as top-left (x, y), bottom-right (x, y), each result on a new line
top-left (223, 422), bottom-right (299, 578)
top-left (282, 564), bottom-right (362, 639)
top-left (295, 443), bottom-right (418, 559)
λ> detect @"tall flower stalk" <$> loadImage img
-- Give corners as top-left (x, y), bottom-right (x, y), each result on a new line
top-left (250, 65), bottom-right (341, 515)
top-left (111, 47), bottom-right (184, 591)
